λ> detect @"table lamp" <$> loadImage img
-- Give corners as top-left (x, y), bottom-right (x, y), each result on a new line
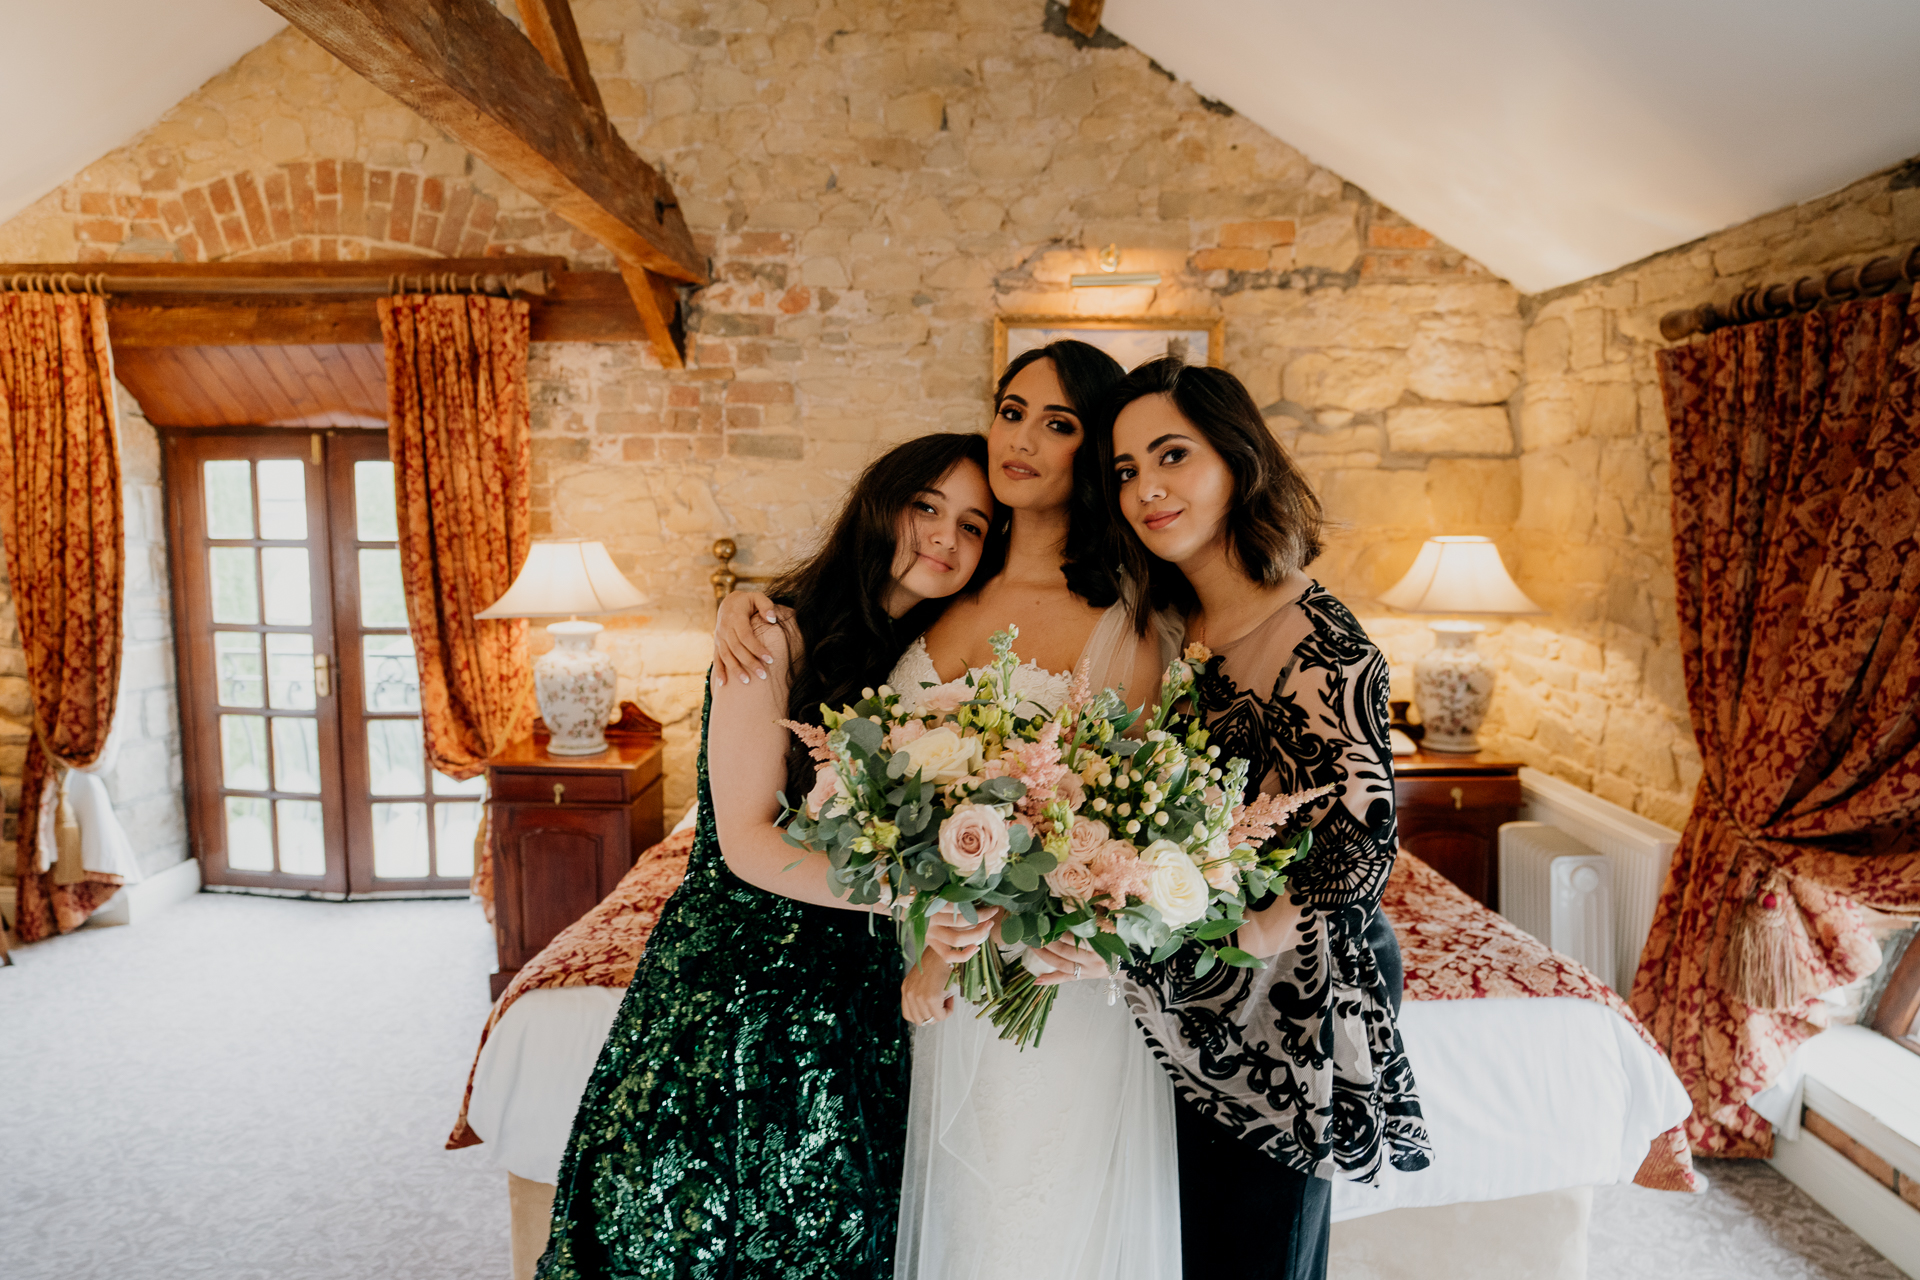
top-left (1377, 535), bottom-right (1543, 754)
top-left (475, 539), bottom-right (647, 756)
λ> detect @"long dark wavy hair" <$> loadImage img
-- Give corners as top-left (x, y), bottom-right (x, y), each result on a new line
top-left (1096, 356), bottom-right (1324, 619)
top-left (766, 432), bottom-right (999, 800)
top-left (980, 340), bottom-right (1129, 610)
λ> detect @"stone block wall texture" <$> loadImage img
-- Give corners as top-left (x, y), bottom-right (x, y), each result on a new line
top-left (0, 0), bottom-right (1910, 841)
top-left (1466, 159), bottom-right (1920, 830)
top-left (0, 4), bottom-right (1526, 824)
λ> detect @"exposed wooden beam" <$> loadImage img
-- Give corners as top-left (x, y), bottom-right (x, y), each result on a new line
top-left (1067, 0), bottom-right (1107, 38)
top-left (514, 0), bottom-right (605, 117)
top-left (505, 0), bottom-right (689, 368)
top-left (0, 263), bottom-right (650, 347)
top-left (258, 0), bottom-right (706, 298)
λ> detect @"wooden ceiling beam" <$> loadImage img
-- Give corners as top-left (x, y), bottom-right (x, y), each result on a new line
top-left (260, 0), bottom-right (704, 367)
top-left (515, 0), bottom-right (605, 118)
top-left (0, 263), bottom-right (649, 347)
top-left (505, 0), bottom-right (690, 367)
top-left (1067, 0), bottom-right (1107, 38)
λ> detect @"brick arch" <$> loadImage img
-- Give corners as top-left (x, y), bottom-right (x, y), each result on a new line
top-left (77, 163), bottom-right (504, 264)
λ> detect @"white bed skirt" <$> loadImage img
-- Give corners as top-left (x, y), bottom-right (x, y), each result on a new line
top-left (505, 1176), bottom-right (1591, 1280)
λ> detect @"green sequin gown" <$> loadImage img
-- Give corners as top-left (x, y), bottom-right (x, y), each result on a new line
top-left (536, 693), bottom-right (911, 1280)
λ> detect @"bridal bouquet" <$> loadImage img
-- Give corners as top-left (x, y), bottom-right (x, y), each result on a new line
top-left (779, 630), bottom-right (1329, 1047)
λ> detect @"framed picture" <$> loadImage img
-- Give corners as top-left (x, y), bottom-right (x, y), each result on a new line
top-left (992, 314), bottom-right (1225, 376)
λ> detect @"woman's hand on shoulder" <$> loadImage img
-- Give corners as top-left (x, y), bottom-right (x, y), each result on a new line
top-left (902, 948), bottom-right (956, 1026)
top-left (712, 590), bottom-right (789, 691)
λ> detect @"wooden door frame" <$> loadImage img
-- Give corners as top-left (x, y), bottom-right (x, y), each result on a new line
top-left (163, 428), bottom-right (362, 896)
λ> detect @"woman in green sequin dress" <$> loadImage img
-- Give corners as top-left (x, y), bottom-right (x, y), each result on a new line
top-left (536, 433), bottom-right (1002, 1280)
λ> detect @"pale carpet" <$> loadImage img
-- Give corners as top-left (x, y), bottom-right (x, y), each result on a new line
top-left (1, 892), bottom-right (1905, 1279)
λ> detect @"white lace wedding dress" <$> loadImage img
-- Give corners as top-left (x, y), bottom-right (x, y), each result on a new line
top-left (889, 603), bottom-right (1181, 1280)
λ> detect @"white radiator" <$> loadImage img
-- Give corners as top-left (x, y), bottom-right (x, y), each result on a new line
top-left (1500, 823), bottom-right (1616, 988)
top-left (1507, 768), bottom-right (1682, 994)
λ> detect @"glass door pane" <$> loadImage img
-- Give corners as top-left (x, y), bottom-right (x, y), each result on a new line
top-left (329, 439), bottom-right (482, 893)
top-left (167, 434), bottom-right (348, 897)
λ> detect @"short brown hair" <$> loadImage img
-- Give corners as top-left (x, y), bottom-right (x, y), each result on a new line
top-left (1095, 357), bottom-right (1324, 618)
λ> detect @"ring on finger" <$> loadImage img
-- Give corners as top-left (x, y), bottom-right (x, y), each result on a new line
top-left (1072, 963), bottom-right (1083, 979)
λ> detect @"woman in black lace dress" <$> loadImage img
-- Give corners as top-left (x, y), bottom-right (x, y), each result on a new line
top-left (1097, 359), bottom-right (1430, 1280)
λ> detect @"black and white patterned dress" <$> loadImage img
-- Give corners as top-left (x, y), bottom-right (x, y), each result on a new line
top-left (1124, 584), bottom-right (1432, 1182)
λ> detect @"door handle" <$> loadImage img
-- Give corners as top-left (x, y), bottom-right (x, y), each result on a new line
top-left (553, 783), bottom-right (566, 805)
top-left (313, 653), bottom-right (332, 698)
top-left (1449, 786), bottom-right (1464, 811)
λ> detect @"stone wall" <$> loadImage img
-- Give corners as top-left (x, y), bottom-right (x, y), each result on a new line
top-left (11, 0), bottom-right (1905, 842)
top-left (0, 4), bottom-right (1527, 821)
top-left (1474, 159), bottom-right (1920, 828)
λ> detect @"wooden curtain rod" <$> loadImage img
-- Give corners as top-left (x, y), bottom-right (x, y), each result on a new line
top-left (1659, 244), bottom-right (1920, 341)
top-left (0, 269), bottom-right (550, 298)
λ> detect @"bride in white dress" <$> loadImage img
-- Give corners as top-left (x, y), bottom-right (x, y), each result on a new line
top-left (713, 342), bottom-right (1179, 1278)
top-left (888, 602), bottom-right (1178, 1280)
top-left (888, 345), bottom-right (1180, 1280)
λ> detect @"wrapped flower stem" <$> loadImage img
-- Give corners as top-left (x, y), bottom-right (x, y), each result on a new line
top-left (983, 964), bottom-right (1058, 1050)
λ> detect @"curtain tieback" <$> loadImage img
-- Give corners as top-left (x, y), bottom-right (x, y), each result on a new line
top-left (1696, 784), bottom-right (1827, 1010)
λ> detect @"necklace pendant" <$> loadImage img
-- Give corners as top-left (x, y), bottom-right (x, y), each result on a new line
top-left (1106, 972), bottom-right (1120, 1005)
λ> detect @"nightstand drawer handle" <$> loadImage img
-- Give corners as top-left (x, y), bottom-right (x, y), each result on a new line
top-left (1450, 786), bottom-right (1464, 811)
top-left (553, 783), bottom-right (566, 806)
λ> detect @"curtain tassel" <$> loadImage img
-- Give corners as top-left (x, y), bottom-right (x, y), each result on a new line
top-left (1723, 869), bottom-right (1822, 1009)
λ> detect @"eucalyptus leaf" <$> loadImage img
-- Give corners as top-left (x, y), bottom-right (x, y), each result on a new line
top-left (1006, 823), bottom-right (1033, 854)
top-left (975, 776), bottom-right (1026, 804)
top-left (841, 716), bottom-right (884, 752)
top-left (1006, 862), bottom-right (1041, 892)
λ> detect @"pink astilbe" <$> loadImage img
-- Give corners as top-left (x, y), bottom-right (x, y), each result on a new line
top-left (778, 720), bottom-right (834, 764)
top-left (1065, 654), bottom-right (1093, 713)
top-left (995, 721), bottom-right (1077, 816)
top-left (1228, 784), bottom-right (1335, 849)
top-left (1088, 839), bottom-right (1152, 911)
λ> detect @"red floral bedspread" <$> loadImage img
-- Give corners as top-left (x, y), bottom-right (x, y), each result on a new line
top-left (446, 828), bottom-right (696, 1149)
top-left (449, 834), bottom-right (1701, 1193)
top-left (1384, 851), bottom-right (1702, 1192)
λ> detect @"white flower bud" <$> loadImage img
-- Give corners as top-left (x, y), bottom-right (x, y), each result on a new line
top-left (863, 687), bottom-right (875, 699)
top-left (1125, 819), bottom-right (1141, 834)
top-left (1153, 811), bottom-right (1169, 825)
top-left (1117, 803), bottom-right (1132, 817)
top-left (1207, 746), bottom-right (1221, 758)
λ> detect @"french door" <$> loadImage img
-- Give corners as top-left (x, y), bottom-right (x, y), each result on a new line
top-left (166, 431), bottom-right (485, 897)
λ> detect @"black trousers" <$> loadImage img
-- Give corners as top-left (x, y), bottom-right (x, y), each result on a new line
top-left (1173, 910), bottom-right (1402, 1279)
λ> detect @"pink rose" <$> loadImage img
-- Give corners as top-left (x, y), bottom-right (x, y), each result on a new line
top-left (1045, 860), bottom-right (1099, 902)
top-left (1066, 817), bottom-right (1108, 864)
top-left (889, 720), bottom-right (928, 748)
top-left (805, 765), bottom-right (845, 819)
top-left (1055, 772), bottom-right (1085, 811)
top-left (938, 804), bottom-right (1010, 878)
top-left (1203, 785), bottom-right (1224, 806)
top-left (918, 681), bottom-right (968, 714)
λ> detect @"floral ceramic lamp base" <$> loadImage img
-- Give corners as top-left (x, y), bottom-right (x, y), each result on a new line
top-left (537, 620), bottom-right (618, 756)
top-left (1412, 622), bottom-right (1495, 754)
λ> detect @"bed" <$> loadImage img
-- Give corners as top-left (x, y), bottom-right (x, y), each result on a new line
top-left (449, 819), bottom-right (1698, 1280)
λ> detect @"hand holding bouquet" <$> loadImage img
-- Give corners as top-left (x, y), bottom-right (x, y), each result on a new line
top-left (779, 632), bottom-right (1330, 1047)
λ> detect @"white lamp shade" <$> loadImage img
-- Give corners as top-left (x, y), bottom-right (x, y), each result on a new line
top-left (474, 540), bottom-right (648, 619)
top-left (1378, 536), bottom-right (1544, 615)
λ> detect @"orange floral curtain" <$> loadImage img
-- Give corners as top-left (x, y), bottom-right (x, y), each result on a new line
top-left (0, 293), bottom-right (125, 941)
top-left (380, 294), bottom-right (535, 910)
top-left (1637, 292), bottom-right (1920, 1156)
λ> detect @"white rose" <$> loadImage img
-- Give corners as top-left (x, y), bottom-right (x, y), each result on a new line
top-left (898, 724), bottom-right (983, 786)
top-left (1141, 838), bottom-right (1211, 927)
top-left (1199, 831), bottom-right (1238, 891)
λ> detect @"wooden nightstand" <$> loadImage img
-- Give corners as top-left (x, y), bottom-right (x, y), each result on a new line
top-left (485, 735), bottom-right (665, 998)
top-left (1393, 749), bottom-right (1522, 910)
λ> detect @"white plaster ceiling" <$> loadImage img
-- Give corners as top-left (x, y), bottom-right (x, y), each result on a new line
top-left (0, 0), bottom-right (286, 231)
top-left (1102, 0), bottom-right (1920, 293)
